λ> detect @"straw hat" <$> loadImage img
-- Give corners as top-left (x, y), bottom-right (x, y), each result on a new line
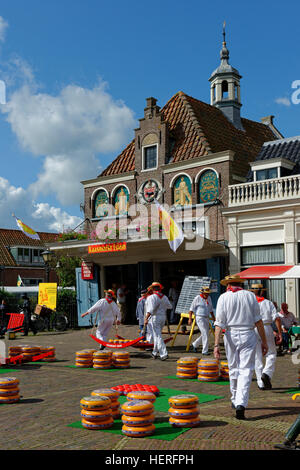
top-left (220, 275), bottom-right (246, 286)
top-left (200, 287), bottom-right (212, 294)
top-left (150, 281), bottom-right (164, 290)
top-left (104, 289), bottom-right (116, 298)
top-left (250, 283), bottom-right (266, 291)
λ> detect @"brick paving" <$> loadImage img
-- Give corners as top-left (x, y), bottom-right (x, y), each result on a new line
top-left (0, 324), bottom-right (299, 451)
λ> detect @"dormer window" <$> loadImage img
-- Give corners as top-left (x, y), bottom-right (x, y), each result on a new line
top-left (256, 168), bottom-right (278, 181)
top-left (143, 144), bottom-right (157, 170)
top-left (251, 157), bottom-right (295, 182)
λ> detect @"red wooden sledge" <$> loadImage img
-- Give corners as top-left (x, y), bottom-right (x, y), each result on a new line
top-left (6, 313), bottom-right (24, 333)
top-left (5, 351), bottom-right (54, 365)
top-left (115, 334), bottom-right (173, 349)
top-left (89, 334), bottom-right (146, 349)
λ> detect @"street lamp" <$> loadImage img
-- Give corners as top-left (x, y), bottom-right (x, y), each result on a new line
top-left (41, 250), bottom-right (53, 282)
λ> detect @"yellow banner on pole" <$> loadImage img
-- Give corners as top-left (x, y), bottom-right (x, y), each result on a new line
top-left (38, 283), bottom-right (57, 310)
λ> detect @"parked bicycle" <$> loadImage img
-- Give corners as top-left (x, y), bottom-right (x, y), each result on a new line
top-left (31, 306), bottom-right (68, 332)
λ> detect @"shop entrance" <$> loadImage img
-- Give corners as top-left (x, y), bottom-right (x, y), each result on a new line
top-left (104, 264), bottom-right (138, 324)
top-left (159, 259), bottom-right (207, 295)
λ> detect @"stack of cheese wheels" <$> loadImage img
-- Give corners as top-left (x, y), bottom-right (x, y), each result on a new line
top-left (21, 345), bottom-right (40, 362)
top-left (75, 350), bottom-right (95, 368)
top-left (112, 351), bottom-right (130, 369)
top-left (40, 346), bottom-right (56, 362)
top-left (91, 388), bottom-right (121, 418)
top-left (0, 377), bottom-right (20, 404)
top-left (197, 358), bottom-right (219, 382)
top-left (121, 399), bottom-right (155, 437)
top-left (8, 346), bottom-right (22, 359)
top-left (92, 351), bottom-right (113, 369)
top-left (220, 361), bottom-right (229, 380)
top-left (168, 394), bottom-right (200, 427)
top-left (80, 395), bottom-right (113, 430)
top-left (127, 390), bottom-right (156, 404)
top-left (176, 356), bottom-right (198, 379)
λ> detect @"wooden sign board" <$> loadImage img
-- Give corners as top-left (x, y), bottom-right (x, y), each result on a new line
top-left (175, 275), bottom-right (216, 314)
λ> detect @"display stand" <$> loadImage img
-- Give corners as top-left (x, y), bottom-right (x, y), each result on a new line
top-left (171, 313), bottom-right (214, 352)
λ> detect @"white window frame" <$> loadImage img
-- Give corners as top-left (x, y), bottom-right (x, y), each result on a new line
top-left (142, 143), bottom-right (158, 172)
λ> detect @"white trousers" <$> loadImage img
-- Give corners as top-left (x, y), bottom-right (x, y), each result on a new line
top-left (192, 316), bottom-right (209, 353)
top-left (149, 314), bottom-right (168, 359)
top-left (96, 317), bottom-right (114, 343)
top-left (146, 319), bottom-right (154, 343)
top-left (255, 324), bottom-right (277, 388)
top-left (224, 329), bottom-right (257, 408)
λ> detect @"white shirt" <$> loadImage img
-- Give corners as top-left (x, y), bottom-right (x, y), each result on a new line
top-left (257, 298), bottom-right (279, 324)
top-left (146, 293), bottom-right (172, 317)
top-left (215, 289), bottom-right (261, 330)
top-left (117, 288), bottom-right (126, 304)
top-left (278, 312), bottom-right (298, 330)
top-left (190, 295), bottom-right (213, 318)
top-left (87, 298), bottom-right (121, 324)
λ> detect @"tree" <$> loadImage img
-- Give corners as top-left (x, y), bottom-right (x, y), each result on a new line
top-left (55, 256), bottom-right (81, 288)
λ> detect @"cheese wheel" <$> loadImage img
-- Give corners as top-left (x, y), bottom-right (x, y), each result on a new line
top-left (80, 396), bottom-right (111, 410)
top-left (91, 389), bottom-right (120, 400)
top-left (168, 406), bottom-right (199, 418)
top-left (76, 350), bottom-right (94, 357)
top-left (122, 424), bottom-right (155, 437)
top-left (0, 394), bottom-right (20, 404)
top-left (0, 377), bottom-right (19, 389)
top-left (110, 402), bottom-right (120, 410)
top-left (177, 358), bottom-right (198, 368)
top-left (121, 400), bottom-right (154, 416)
top-left (197, 369), bottom-right (220, 377)
top-left (81, 417), bottom-right (113, 430)
top-left (168, 395), bottom-right (199, 408)
top-left (0, 387), bottom-right (19, 396)
top-left (169, 416), bottom-right (200, 427)
top-left (80, 409), bottom-right (112, 421)
top-left (112, 357), bottom-right (131, 363)
top-left (9, 347), bottom-right (22, 353)
top-left (176, 372), bottom-right (197, 379)
top-left (122, 413), bottom-right (155, 427)
top-left (92, 359), bottom-right (112, 364)
top-left (112, 351), bottom-right (130, 359)
top-left (93, 352), bottom-right (112, 360)
top-left (198, 375), bottom-right (219, 382)
top-left (75, 362), bottom-right (92, 368)
top-left (198, 359), bottom-right (219, 368)
top-left (93, 364), bottom-right (112, 369)
top-left (127, 391), bottom-right (156, 403)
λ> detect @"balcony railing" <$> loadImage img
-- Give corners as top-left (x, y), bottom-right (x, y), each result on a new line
top-left (229, 175), bottom-right (300, 206)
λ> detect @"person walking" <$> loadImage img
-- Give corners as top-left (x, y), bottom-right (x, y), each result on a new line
top-left (22, 294), bottom-right (37, 336)
top-left (250, 283), bottom-right (282, 390)
top-left (278, 303), bottom-right (298, 354)
top-left (136, 288), bottom-right (148, 335)
top-left (188, 287), bottom-right (215, 355)
top-left (144, 282), bottom-right (172, 361)
top-left (81, 289), bottom-right (121, 350)
top-left (117, 284), bottom-right (128, 324)
top-left (213, 275), bottom-right (268, 420)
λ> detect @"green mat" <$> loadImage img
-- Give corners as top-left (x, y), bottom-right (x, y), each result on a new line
top-left (165, 375), bottom-right (230, 385)
top-left (68, 418), bottom-right (190, 440)
top-left (284, 388), bottom-right (300, 394)
top-left (0, 368), bottom-right (20, 374)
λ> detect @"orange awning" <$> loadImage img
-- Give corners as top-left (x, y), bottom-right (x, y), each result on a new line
top-left (234, 265), bottom-right (293, 279)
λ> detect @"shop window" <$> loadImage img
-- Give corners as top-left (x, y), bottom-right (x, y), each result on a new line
top-left (241, 244), bottom-right (284, 266)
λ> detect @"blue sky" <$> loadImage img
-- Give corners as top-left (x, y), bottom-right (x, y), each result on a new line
top-left (0, 0), bottom-right (299, 232)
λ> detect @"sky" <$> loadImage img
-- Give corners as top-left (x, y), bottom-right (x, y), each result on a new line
top-left (0, 0), bottom-right (299, 233)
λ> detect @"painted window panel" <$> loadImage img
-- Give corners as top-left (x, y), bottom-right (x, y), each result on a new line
top-left (199, 170), bottom-right (219, 203)
top-left (94, 190), bottom-right (109, 218)
top-left (113, 186), bottom-right (129, 215)
top-left (174, 175), bottom-right (192, 206)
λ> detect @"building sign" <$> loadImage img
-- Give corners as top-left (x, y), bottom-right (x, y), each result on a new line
top-left (88, 242), bottom-right (127, 254)
top-left (138, 179), bottom-right (162, 203)
top-left (81, 261), bottom-right (94, 280)
top-left (38, 283), bottom-right (57, 310)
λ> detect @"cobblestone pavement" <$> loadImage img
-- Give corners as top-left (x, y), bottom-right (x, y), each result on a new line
top-left (0, 325), bottom-right (299, 451)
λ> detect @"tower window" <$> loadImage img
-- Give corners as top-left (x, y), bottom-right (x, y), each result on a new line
top-left (222, 80), bottom-right (228, 99)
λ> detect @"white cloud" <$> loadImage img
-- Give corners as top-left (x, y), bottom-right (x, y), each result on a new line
top-left (0, 16), bottom-right (8, 43)
top-left (275, 97), bottom-right (291, 107)
top-left (32, 203), bottom-right (82, 232)
top-left (2, 80), bottom-right (136, 206)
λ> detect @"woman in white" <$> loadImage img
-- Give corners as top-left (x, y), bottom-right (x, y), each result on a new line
top-left (144, 282), bottom-right (172, 360)
top-left (188, 287), bottom-right (215, 355)
top-left (81, 289), bottom-right (121, 349)
top-left (214, 275), bottom-right (268, 420)
top-left (251, 284), bottom-right (282, 390)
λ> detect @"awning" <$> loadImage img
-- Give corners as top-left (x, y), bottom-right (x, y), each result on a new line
top-left (270, 265), bottom-right (300, 279)
top-left (234, 265), bottom-right (293, 279)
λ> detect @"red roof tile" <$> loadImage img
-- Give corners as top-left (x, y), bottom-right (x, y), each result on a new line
top-left (100, 91), bottom-right (278, 177)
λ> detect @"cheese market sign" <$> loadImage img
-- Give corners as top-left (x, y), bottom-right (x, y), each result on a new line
top-left (88, 242), bottom-right (127, 254)
top-left (138, 179), bottom-right (162, 204)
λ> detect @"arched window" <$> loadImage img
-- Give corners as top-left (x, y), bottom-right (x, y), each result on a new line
top-left (94, 189), bottom-right (109, 218)
top-left (113, 186), bottom-right (129, 215)
top-left (222, 80), bottom-right (228, 99)
top-left (173, 175), bottom-right (192, 206)
top-left (198, 170), bottom-right (219, 203)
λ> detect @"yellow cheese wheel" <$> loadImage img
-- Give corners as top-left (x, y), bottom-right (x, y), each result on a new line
top-left (0, 394), bottom-right (20, 404)
top-left (197, 369), bottom-right (220, 377)
top-left (168, 394), bottom-right (199, 408)
top-left (122, 413), bottom-right (155, 427)
top-left (121, 400), bottom-right (154, 416)
top-left (176, 372), bottom-right (197, 379)
top-left (168, 406), bottom-right (200, 418)
top-left (112, 351), bottom-right (130, 359)
top-left (112, 357), bottom-right (131, 363)
top-left (80, 409), bottom-right (112, 421)
top-left (93, 351), bottom-right (112, 358)
top-left (91, 389), bottom-right (120, 400)
top-left (80, 396), bottom-right (111, 410)
top-left (75, 362), bottom-right (92, 368)
top-left (177, 365), bottom-right (197, 372)
top-left (127, 391), bottom-right (156, 403)
top-left (122, 424), bottom-right (155, 437)
top-left (0, 377), bottom-right (19, 389)
top-left (0, 387), bottom-right (19, 396)
top-left (169, 416), bottom-right (200, 427)
top-left (198, 375), bottom-right (219, 382)
top-left (82, 417), bottom-right (113, 430)
top-left (92, 364), bottom-right (112, 369)
top-left (92, 359), bottom-right (112, 365)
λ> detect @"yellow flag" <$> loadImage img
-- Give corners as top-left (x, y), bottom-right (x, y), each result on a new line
top-left (155, 200), bottom-right (184, 253)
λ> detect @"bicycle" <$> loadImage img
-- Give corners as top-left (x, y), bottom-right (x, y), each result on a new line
top-left (32, 308), bottom-right (68, 332)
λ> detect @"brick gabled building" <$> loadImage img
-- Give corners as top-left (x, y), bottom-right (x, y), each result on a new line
top-left (0, 228), bottom-right (58, 287)
top-left (48, 31), bottom-right (282, 323)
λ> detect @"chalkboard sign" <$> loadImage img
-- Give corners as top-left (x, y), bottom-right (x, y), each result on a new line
top-left (175, 275), bottom-right (216, 314)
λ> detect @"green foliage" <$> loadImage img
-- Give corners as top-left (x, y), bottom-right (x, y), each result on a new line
top-left (57, 231), bottom-right (88, 242)
top-left (57, 288), bottom-right (77, 312)
top-left (55, 256), bottom-right (81, 287)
